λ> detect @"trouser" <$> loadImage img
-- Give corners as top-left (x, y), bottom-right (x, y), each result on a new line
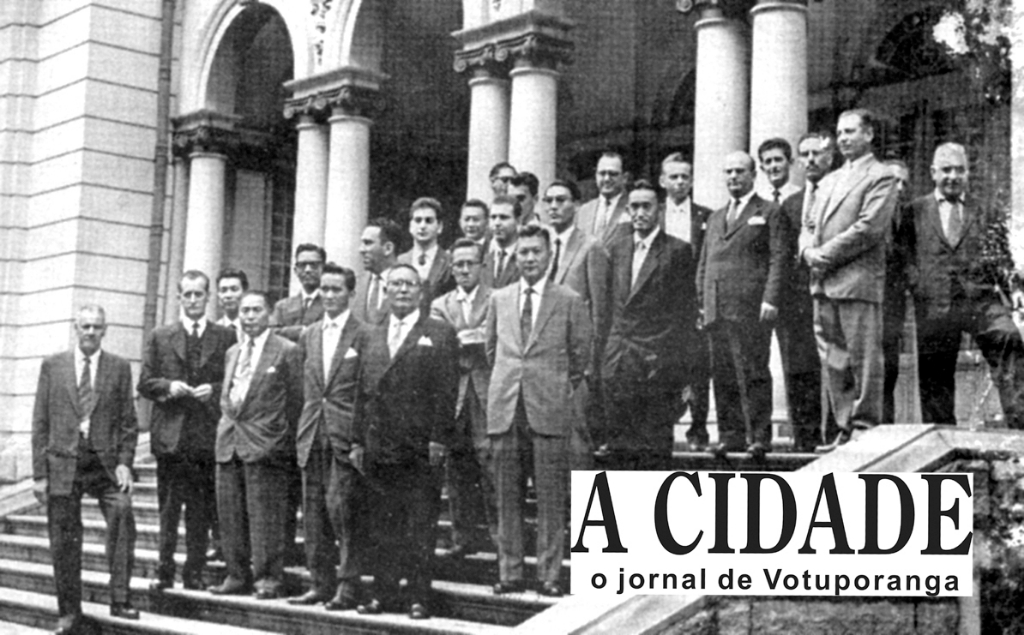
top-left (301, 445), bottom-right (364, 595)
top-left (814, 298), bottom-right (884, 431)
top-left (446, 385), bottom-right (497, 548)
top-left (155, 454), bottom-right (214, 582)
top-left (708, 320), bottom-right (773, 449)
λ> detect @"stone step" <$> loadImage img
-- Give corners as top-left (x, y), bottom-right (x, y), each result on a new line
top-left (0, 558), bottom-right (522, 634)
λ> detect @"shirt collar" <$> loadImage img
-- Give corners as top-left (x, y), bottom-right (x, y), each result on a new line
top-left (934, 189), bottom-right (963, 205)
top-left (456, 284), bottom-right (479, 304)
top-left (844, 152), bottom-right (873, 172)
top-left (74, 346), bottom-right (101, 368)
top-left (181, 315), bottom-right (208, 335)
top-left (415, 243), bottom-right (439, 261)
top-left (603, 192), bottom-right (623, 208)
top-left (322, 309), bottom-right (350, 331)
top-left (390, 308), bottom-right (420, 329)
top-left (666, 196), bottom-right (691, 214)
top-left (732, 189), bottom-right (756, 209)
top-left (301, 288), bottom-right (322, 302)
top-left (519, 275), bottom-right (547, 297)
top-left (634, 225), bottom-right (661, 249)
top-left (245, 328), bottom-right (271, 350)
top-left (491, 238), bottom-right (515, 255)
top-left (553, 225), bottom-right (575, 245)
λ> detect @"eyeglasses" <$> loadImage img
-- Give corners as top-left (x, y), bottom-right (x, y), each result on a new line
top-left (542, 196), bottom-right (571, 205)
top-left (295, 261), bottom-right (323, 270)
top-left (491, 175), bottom-right (513, 183)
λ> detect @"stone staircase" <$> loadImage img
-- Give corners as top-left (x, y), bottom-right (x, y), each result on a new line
top-left (0, 461), bottom-right (561, 634)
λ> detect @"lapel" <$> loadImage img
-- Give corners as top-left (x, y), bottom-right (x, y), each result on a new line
top-left (242, 335), bottom-right (279, 411)
top-left (627, 231), bottom-right (664, 304)
top-left (326, 316), bottom-right (361, 386)
top-left (819, 158), bottom-right (872, 227)
top-left (470, 285), bottom-right (490, 327)
top-left (554, 228), bottom-right (583, 285)
top-left (62, 352), bottom-right (84, 420)
top-left (92, 352), bottom-right (111, 411)
top-left (724, 196), bottom-right (760, 239)
top-left (198, 325), bottom-right (218, 369)
top-left (428, 250), bottom-right (451, 287)
top-left (927, 195), bottom-right (975, 250)
top-left (170, 324), bottom-right (187, 361)
top-left (307, 324), bottom-right (326, 390)
top-left (524, 284), bottom-right (557, 352)
top-left (383, 315), bottom-right (426, 376)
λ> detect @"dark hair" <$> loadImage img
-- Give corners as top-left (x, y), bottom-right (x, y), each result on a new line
top-left (410, 197), bottom-right (443, 221)
top-left (489, 161), bottom-right (516, 179)
top-left (450, 238), bottom-right (484, 262)
top-left (509, 171), bottom-right (539, 197)
top-left (546, 179), bottom-right (581, 202)
top-left (461, 199), bottom-right (489, 216)
top-left (178, 269), bottom-right (210, 293)
top-left (321, 262), bottom-right (356, 292)
top-left (839, 108), bottom-right (878, 135)
top-left (517, 223), bottom-right (551, 248)
top-left (598, 151), bottom-right (625, 171)
top-left (216, 268), bottom-right (249, 291)
top-left (757, 137), bottom-right (793, 162)
top-left (366, 217), bottom-right (404, 251)
top-left (294, 243), bottom-right (327, 262)
top-left (629, 179), bottom-right (659, 196)
top-left (388, 262), bottom-right (421, 283)
top-left (491, 194), bottom-right (523, 219)
top-left (240, 289), bottom-right (270, 308)
top-left (798, 130), bottom-right (835, 148)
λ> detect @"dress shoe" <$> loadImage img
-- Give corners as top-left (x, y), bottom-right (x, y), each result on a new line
top-left (325, 594), bottom-right (358, 611)
top-left (746, 442), bottom-right (768, 462)
top-left (815, 429), bottom-right (852, 453)
top-left (254, 588), bottom-right (281, 601)
top-left (408, 602), bottom-right (430, 620)
top-left (356, 598), bottom-right (384, 615)
top-left (53, 613), bottom-right (79, 635)
top-left (287, 589), bottom-right (330, 605)
top-left (208, 579), bottom-right (252, 595)
top-left (492, 580), bottom-right (527, 595)
top-left (110, 602), bottom-right (140, 620)
top-left (538, 581), bottom-right (564, 597)
top-left (149, 576), bottom-right (173, 591)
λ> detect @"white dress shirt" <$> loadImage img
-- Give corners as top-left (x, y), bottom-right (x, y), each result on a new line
top-left (455, 285), bottom-right (478, 325)
top-left (321, 310), bottom-right (350, 377)
top-left (181, 315), bottom-right (208, 338)
top-left (632, 226), bottom-right (660, 287)
top-left (388, 309), bottom-right (420, 358)
top-left (664, 196), bottom-right (692, 243)
top-left (411, 244), bottom-right (439, 282)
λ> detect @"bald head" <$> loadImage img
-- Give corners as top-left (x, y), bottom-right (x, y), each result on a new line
top-left (724, 151), bottom-right (756, 198)
top-left (931, 142), bottom-right (968, 199)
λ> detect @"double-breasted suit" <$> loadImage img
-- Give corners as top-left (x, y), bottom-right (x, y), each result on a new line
top-left (800, 154), bottom-right (897, 431)
top-left (399, 248), bottom-right (455, 310)
top-left (698, 193), bottom-right (786, 450)
top-left (215, 332), bottom-right (302, 594)
top-left (486, 281), bottom-right (591, 585)
top-left (357, 314), bottom-right (458, 605)
top-left (903, 193), bottom-right (1024, 427)
top-left (296, 314), bottom-right (367, 598)
top-left (33, 350), bottom-right (138, 619)
top-left (602, 228), bottom-right (694, 466)
top-left (138, 320), bottom-right (235, 586)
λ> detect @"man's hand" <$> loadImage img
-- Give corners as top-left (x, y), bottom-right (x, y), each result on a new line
top-left (192, 384), bottom-right (213, 402)
top-left (168, 380), bottom-right (192, 398)
top-left (802, 247), bottom-right (828, 270)
top-left (349, 445), bottom-right (365, 473)
top-left (429, 442), bottom-right (446, 467)
top-left (32, 478), bottom-right (47, 505)
top-left (115, 465), bottom-right (133, 495)
top-left (760, 302), bottom-right (778, 322)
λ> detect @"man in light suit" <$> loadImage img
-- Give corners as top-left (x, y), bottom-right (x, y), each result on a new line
top-left (209, 291), bottom-right (303, 599)
top-left (482, 195), bottom-right (522, 289)
top-left (800, 108), bottom-right (898, 449)
top-left (355, 264), bottom-right (458, 620)
top-left (139, 270), bottom-right (236, 591)
top-left (269, 243), bottom-right (326, 341)
top-left (33, 305), bottom-right (139, 633)
top-left (698, 152), bottom-right (787, 460)
top-left (430, 239), bottom-right (495, 559)
top-left (487, 224), bottom-right (592, 597)
top-left (354, 217), bottom-right (401, 326)
top-left (399, 197), bottom-right (455, 309)
top-left (289, 263), bottom-right (368, 609)
top-left (904, 142), bottom-right (1024, 428)
top-left (602, 180), bottom-right (694, 469)
top-left (659, 153), bottom-right (714, 450)
top-left (577, 151), bottom-right (630, 243)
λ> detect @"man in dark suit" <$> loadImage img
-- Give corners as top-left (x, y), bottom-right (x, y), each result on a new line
top-left (459, 199), bottom-right (490, 248)
top-left (487, 225), bottom-right (592, 597)
top-left (779, 133), bottom-right (837, 450)
top-left (800, 109), bottom-right (898, 449)
top-left (33, 305), bottom-right (140, 633)
top-left (482, 195), bottom-right (522, 289)
top-left (883, 158), bottom-right (912, 424)
top-left (577, 151), bottom-right (630, 243)
top-left (216, 268), bottom-right (248, 341)
top-left (431, 239), bottom-right (495, 559)
top-left (398, 197), bottom-right (455, 309)
top-left (659, 153), bottom-right (714, 450)
top-left (602, 180), bottom-right (694, 469)
top-left (289, 263), bottom-right (367, 609)
top-left (355, 265), bottom-right (458, 620)
top-left (509, 171), bottom-right (544, 226)
top-left (139, 270), bottom-right (236, 591)
top-left (269, 243), bottom-right (327, 341)
top-left (489, 161), bottom-right (516, 198)
top-left (756, 137), bottom-right (802, 204)
top-left (904, 142), bottom-right (1024, 428)
top-left (209, 291), bottom-right (303, 599)
top-left (354, 217), bottom-right (401, 326)
top-left (698, 152), bottom-right (786, 459)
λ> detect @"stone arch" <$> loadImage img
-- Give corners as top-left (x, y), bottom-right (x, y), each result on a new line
top-left (322, 0), bottom-right (384, 72)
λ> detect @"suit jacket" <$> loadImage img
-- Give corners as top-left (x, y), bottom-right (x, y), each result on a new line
top-left (577, 194), bottom-right (630, 244)
top-left (357, 314), bottom-right (458, 467)
top-left (296, 315), bottom-right (366, 468)
top-left (486, 282), bottom-right (592, 437)
top-left (800, 154), bottom-right (898, 303)
top-left (550, 227), bottom-right (612, 370)
top-left (904, 194), bottom-right (1009, 321)
top-left (352, 271), bottom-right (391, 326)
top-left (603, 229), bottom-right (694, 388)
top-left (138, 322), bottom-right (236, 460)
top-left (216, 333), bottom-right (303, 464)
top-left (398, 248), bottom-right (456, 311)
top-left (662, 199), bottom-right (713, 261)
top-left (32, 351), bottom-right (138, 497)
top-left (780, 189), bottom-right (814, 318)
top-left (698, 193), bottom-right (787, 325)
top-left (482, 246), bottom-right (520, 289)
top-left (430, 285), bottom-right (492, 420)
top-left (270, 293), bottom-right (325, 341)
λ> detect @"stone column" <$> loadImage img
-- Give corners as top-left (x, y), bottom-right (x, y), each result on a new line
top-left (183, 151), bottom-right (227, 285)
top-left (291, 115), bottom-right (330, 250)
top-left (507, 60), bottom-right (559, 189)
top-left (324, 89), bottom-right (376, 272)
top-left (749, 0), bottom-right (808, 188)
top-left (692, 3), bottom-right (751, 207)
top-left (464, 67), bottom-right (510, 201)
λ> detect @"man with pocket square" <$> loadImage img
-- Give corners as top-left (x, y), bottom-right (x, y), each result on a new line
top-left (697, 151), bottom-right (786, 460)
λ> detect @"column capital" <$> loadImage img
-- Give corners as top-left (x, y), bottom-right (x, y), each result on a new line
top-left (750, 0), bottom-right (809, 17)
top-left (453, 10), bottom-right (574, 74)
top-left (171, 110), bottom-right (240, 157)
top-left (683, 0), bottom-right (757, 21)
top-left (284, 66), bottom-right (386, 120)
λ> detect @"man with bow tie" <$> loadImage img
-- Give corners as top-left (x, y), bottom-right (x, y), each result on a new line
top-left (903, 142), bottom-right (1024, 427)
top-left (209, 291), bottom-right (302, 600)
top-left (355, 264), bottom-right (458, 620)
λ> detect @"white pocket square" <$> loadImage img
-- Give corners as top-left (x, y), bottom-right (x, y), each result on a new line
top-left (748, 216), bottom-right (767, 226)
top-left (344, 348), bottom-right (359, 359)
top-left (266, 366), bottom-right (277, 374)
top-left (417, 336), bottom-right (434, 347)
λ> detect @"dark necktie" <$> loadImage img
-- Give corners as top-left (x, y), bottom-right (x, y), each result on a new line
top-left (418, 253), bottom-right (427, 267)
top-left (549, 238), bottom-right (562, 281)
top-left (520, 287), bottom-right (533, 342)
top-left (79, 356), bottom-right (95, 418)
top-left (496, 249), bottom-right (507, 280)
top-left (727, 198), bottom-right (741, 228)
top-left (367, 275), bottom-right (380, 314)
top-left (773, 189), bottom-right (781, 205)
top-left (185, 322), bottom-right (201, 378)
top-left (302, 297), bottom-right (312, 321)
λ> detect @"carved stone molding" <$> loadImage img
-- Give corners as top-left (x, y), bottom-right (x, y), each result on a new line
top-left (309, 0), bottom-right (334, 66)
top-left (283, 66), bottom-right (387, 121)
top-left (172, 110), bottom-right (295, 171)
top-left (453, 10), bottom-right (575, 75)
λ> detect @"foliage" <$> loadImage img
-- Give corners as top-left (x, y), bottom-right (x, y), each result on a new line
top-left (933, 0), bottom-right (1012, 104)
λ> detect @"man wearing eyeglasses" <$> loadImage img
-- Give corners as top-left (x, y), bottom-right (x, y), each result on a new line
top-left (489, 161), bottom-right (517, 198)
top-left (270, 243), bottom-right (327, 342)
top-left (577, 151), bottom-right (631, 244)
